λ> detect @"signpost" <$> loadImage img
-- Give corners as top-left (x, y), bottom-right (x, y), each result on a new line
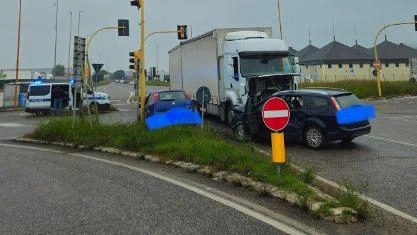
top-left (196, 86), bottom-right (211, 131)
top-left (262, 97), bottom-right (290, 175)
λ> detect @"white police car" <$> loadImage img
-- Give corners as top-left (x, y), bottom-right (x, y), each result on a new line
top-left (25, 81), bottom-right (111, 115)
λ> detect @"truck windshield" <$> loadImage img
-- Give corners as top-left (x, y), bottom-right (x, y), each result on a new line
top-left (240, 53), bottom-right (294, 77)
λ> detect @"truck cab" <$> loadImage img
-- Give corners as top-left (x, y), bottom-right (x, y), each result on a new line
top-left (221, 31), bottom-right (298, 123)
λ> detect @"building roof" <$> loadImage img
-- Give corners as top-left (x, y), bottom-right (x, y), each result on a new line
top-left (374, 38), bottom-right (417, 60)
top-left (301, 40), bottom-right (371, 64)
top-left (297, 44), bottom-right (319, 61)
top-left (288, 47), bottom-right (299, 57)
top-left (351, 42), bottom-right (373, 60)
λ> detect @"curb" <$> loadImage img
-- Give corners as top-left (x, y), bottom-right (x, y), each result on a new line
top-left (15, 137), bottom-right (358, 224)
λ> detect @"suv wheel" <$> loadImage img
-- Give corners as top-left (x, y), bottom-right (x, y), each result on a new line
top-left (304, 126), bottom-right (325, 149)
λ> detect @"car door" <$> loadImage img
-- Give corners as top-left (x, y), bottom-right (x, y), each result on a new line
top-left (144, 93), bottom-right (153, 117)
top-left (283, 95), bottom-right (306, 142)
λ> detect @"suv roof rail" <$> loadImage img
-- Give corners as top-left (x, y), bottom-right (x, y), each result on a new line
top-left (302, 87), bottom-right (347, 92)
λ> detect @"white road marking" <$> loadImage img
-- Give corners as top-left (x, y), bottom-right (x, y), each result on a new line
top-left (254, 147), bottom-right (417, 225)
top-left (263, 110), bottom-right (289, 118)
top-left (0, 123), bottom-right (26, 127)
top-left (0, 143), bottom-right (316, 235)
top-left (365, 135), bottom-right (417, 148)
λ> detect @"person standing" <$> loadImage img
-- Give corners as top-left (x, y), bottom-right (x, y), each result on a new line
top-left (51, 86), bottom-right (64, 115)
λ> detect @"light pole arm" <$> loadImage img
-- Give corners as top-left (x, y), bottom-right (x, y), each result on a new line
top-left (373, 21), bottom-right (415, 97)
top-left (145, 30), bottom-right (177, 41)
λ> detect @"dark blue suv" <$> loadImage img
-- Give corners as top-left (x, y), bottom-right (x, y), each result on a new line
top-left (232, 89), bottom-right (372, 148)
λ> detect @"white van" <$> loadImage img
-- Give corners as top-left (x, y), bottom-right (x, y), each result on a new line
top-left (25, 82), bottom-right (111, 115)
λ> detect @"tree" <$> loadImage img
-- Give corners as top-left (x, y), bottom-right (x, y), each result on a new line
top-left (0, 70), bottom-right (6, 79)
top-left (94, 69), bottom-right (109, 82)
top-left (112, 70), bottom-right (125, 81)
top-left (52, 64), bottom-right (66, 76)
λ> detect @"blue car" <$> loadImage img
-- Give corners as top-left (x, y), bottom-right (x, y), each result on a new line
top-left (144, 90), bottom-right (192, 117)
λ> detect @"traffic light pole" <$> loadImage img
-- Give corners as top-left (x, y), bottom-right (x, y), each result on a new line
top-left (373, 21), bottom-right (415, 97)
top-left (84, 25), bottom-right (125, 125)
top-left (139, 1), bottom-right (146, 121)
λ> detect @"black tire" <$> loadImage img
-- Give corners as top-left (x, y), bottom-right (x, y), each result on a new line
top-left (89, 103), bottom-right (97, 114)
top-left (304, 126), bottom-right (325, 149)
top-left (226, 102), bottom-right (234, 126)
top-left (35, 111), bottom-right (43, 116)
top-left (233, 121), bottom-right (250, 142)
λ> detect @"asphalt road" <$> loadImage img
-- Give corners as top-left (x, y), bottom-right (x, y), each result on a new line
top-left (0, 142), bottom-right (296, 234)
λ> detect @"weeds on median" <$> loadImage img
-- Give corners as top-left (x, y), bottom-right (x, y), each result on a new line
top-left (28, 117), bottom-right (314, 200)
top-left (337, 182), bottom-right (370, 222)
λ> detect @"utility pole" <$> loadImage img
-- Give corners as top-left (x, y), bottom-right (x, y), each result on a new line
top-left (14, 0), bottom-right (23, 109)
top-left (67, 11), bottom-right (72, 77)
top-left (53, 0), bottom-right (59, 76)
top-left (276, 0), bottom-right (283, 40)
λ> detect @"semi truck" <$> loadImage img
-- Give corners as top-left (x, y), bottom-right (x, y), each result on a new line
top-left (169, 27), bottom-right (299, 125)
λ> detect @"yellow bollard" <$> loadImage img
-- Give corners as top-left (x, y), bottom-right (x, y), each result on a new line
top-left (271, 132), bottom-right (285, 164)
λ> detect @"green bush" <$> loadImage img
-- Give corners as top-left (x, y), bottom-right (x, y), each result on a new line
top-left (300, 80), bottom-right (417, 98)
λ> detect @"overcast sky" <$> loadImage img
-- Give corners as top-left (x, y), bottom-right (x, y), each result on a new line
top-left (0, 0), bottom-right (416, 72)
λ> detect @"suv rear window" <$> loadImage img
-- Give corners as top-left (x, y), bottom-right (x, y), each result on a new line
top-left (334, 94), bottom-right (362, 108)
top-left (159, 91), bottom-right (186, 101)
top-left (29, 85), bottom-right (50, 96)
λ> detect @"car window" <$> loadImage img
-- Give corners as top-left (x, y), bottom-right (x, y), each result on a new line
top-left (305, 96), bottom-right (329, 109)
top-left (159, 91), bottom-right (186, 101)
top-left (29, 85), bottom-right (50, 96)
top-left (285, 96), bottom-right (304, 110)
top-left (334, 94), bottom-right (362, 108)
top-left (145, 94), bottom-right (152, 106)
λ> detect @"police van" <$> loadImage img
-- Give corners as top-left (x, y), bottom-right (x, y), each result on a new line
top-left (25, 81), bottom-right (111, 116)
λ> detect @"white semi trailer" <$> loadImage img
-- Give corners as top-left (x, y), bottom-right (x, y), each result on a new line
top-left (169, 27), bottom-right (299, 124)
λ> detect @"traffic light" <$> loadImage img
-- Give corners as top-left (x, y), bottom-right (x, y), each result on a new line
top-left (129, 50), bottom-right (141, 70)
top-left (118, 19), bottom-right (129, 36)
top-left (177, 25), bottom-right (188, 40)
top-left (415, 15), bottom-right (417, 31)
top-left (130, 0), bottom-right (142, 8)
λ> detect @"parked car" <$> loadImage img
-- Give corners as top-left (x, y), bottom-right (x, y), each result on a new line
top-left (144, 90), bottom-right (192, 117)
top-left (232, 89), bottom-right (372, 148)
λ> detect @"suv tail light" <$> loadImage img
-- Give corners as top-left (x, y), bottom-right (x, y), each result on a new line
top-left (330, 96), bottom-right (341, 111)
top-left (153, 93), bottom-right (159, 103)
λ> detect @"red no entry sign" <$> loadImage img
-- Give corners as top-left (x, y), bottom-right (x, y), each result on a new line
top-left (262, 97), bottom-right (290, 132)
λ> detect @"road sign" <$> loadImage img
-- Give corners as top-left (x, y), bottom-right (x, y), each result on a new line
top-left (196, 86), bottom-right (211, 106)
top-left (262, 97), bottom-right (290, 132)
top-left (373, 61), bottom-right (382, 70)
top-left (92, 64), bottom-right (104, 73)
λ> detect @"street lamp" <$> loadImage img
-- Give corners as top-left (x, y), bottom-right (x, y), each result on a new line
top-left (78, 11), bottom-right (84, 36)
top-left (67, 11), bottom-right (73, 77)
top-left (14, 0), bottom-right (23, 109)
top-left (53, 0), bottom-right (59, 75)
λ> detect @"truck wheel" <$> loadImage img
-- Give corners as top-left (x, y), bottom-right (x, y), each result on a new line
top-left (226, 103), bottom-right (234, 126)
top-left (304, 126), bottom-right (325, 149)
top-left (233, 121), bottom-right (250, 142)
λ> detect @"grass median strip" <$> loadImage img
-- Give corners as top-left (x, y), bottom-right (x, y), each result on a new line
top-left (301, 80), bottom-right (417, 99)
top-left (27, 117), bottom-right (367, 222)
